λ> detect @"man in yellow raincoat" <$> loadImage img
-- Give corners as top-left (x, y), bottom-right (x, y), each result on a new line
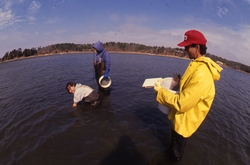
top-left (154, 30), bottom-right (223, 161)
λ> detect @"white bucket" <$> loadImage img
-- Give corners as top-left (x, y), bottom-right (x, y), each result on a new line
top-left (158, 77), bottom-right (178, 115)
top-left (99, 76), bottom-right (112, 88)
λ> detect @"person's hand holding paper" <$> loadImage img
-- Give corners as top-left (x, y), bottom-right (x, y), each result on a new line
top-left (157, 79), bottom-right (163, 82)
top-left (154, 82), bottom-right (162, 92)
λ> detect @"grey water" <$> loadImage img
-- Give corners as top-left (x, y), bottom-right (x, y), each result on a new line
top-left (0, 53), bottom-right (249, 165)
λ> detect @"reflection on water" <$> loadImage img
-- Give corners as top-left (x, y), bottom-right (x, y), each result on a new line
top-left (72, 92), bottom-right (112, 127)
top-left (99, 135), bottom-right (147, 165)
top-left (0, 53), bottom-right (249, 165)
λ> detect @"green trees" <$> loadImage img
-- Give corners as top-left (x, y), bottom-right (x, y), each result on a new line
top-left (157, 46), bottom-right (165, 54)
top-left (2, 52), bottom-right (9, 61)
top-left (1, 48), bottom-right (37, 61)
top-left (17, 48), bottom-right (22, 58)
top-left (23, 49), bottom-right (31, 57)
top-left (118, 42), bottom-right (126, 50)
top-left (206, 53), bottom-right (250, 73)
top-left (50, 43), bottom-right (92, 53)
top-left (23, 48), bottom-right (37, 57)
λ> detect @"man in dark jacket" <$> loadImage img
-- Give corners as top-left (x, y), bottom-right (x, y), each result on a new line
top-left (92, 41), bottom-right (111, 95)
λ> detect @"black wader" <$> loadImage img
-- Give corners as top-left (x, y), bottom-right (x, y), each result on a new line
top-left (94, 51), bottom-right (110, 95)
top-left (83, 90), bottom-right (101, 106)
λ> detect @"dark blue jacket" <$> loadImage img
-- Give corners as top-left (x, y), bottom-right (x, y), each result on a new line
top-left (92, 41), bottom-right (111, 69)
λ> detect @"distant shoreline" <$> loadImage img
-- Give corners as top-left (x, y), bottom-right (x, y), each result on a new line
top-left (0, 51), bottom-right (189, 63)
top-left (1, 51), bottom-right (249, 75)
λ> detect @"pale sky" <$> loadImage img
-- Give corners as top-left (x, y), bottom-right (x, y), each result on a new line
top-left (1, 0), bottom-right (250, 65)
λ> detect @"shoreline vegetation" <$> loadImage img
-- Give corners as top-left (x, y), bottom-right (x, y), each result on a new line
top-left (1, 42), bottom-right (250, 74)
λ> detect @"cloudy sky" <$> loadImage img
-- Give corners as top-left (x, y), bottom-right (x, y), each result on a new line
top-left (1, 0), bottom-right (250, 65)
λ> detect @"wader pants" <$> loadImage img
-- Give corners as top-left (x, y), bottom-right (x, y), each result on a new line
top-left (94, 56), bottom-right (110, 95)
top-left (169, 129), bottom-right (188, 161)
top-left (83, 91), bottom-right (101, 106)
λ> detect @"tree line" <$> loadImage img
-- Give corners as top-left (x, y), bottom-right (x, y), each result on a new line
top-left (1, 42), bottom-right (250, 74)
top-left (2, 48), bottom-right (38, 61)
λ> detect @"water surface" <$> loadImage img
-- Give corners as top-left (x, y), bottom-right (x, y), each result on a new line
top-left (0, 53), bottom-right (249, 165)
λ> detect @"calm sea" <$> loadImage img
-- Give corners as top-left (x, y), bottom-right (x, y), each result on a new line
top-left (0, 53), bottom-right (249, 165)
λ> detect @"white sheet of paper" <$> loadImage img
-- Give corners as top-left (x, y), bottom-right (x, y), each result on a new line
top-left (142, 77), bottom-right (162, 87)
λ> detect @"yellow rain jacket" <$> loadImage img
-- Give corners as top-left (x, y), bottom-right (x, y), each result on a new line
top-left (156, 57), bottom-right (222, 138)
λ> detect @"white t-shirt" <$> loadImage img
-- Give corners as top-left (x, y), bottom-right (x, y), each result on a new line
top-left (73, 84), bottom-right (93, 104)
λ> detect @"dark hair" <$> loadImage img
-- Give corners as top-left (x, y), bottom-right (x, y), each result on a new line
top-left (185, 44), bottom-right (196, 51)
top-left (185, 44), bottom-right (207, 55)
top-left (177, 74), bottom-right (181, 79)
top-left (199, 45), bottom-right (207, 55)
top-left (66, 82), bottom-right (76, 93)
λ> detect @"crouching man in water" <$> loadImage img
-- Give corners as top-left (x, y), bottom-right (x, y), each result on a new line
top-left (92, 41), bottom-right (111, 95)
top-left (66, 82), bottom-right (101, 107)
top-left (154, 30), bottom-right (223, 161)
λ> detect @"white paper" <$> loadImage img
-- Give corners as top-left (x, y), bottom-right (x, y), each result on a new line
top-left (142, 77), bottom-right (162, 88)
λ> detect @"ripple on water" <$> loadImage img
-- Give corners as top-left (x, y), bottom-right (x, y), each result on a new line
top-left (0, 54), bottom-right (249, 165)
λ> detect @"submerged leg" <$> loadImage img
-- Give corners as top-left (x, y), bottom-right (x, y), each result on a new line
top-left (169, 129), bottom-right (188, 161)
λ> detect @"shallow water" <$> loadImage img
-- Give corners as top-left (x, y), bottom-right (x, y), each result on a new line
top-left (0, 53), bottom-right (249, 165)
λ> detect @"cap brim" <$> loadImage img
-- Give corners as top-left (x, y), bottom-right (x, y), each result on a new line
top-left (177, 41), bottom-right (192, 47)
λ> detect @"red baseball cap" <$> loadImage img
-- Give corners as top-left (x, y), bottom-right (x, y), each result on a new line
top-left (177, 30), bottom-right (207, 47)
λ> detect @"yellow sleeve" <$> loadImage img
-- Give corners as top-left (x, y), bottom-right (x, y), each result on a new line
top-left (157, 66), bottom-right (212, 112)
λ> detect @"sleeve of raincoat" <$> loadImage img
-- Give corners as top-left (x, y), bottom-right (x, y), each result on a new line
top-left (156, 65), bottom-right (212, 113)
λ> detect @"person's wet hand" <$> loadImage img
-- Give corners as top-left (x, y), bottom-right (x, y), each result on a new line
top-left (154, 82), bottom-right (162, 92)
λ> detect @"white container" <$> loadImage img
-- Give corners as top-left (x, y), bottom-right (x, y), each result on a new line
top-left (158, 77), bottom-right (178, 115)
top-left (99, 76), bottom-right (112, 88)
